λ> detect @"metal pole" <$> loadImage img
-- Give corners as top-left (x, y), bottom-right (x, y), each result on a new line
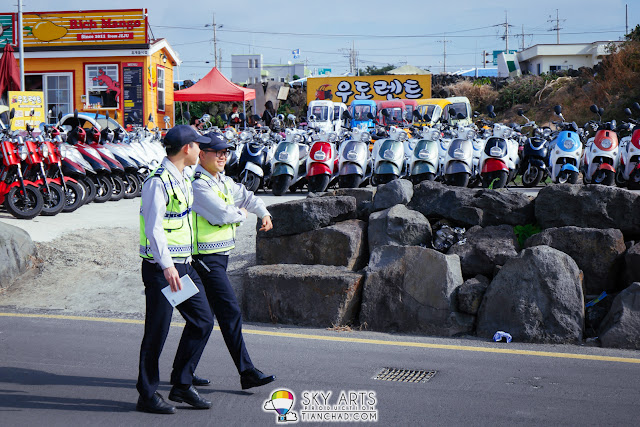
top-left (505, 11), bottom-right (509, 52)
top-left (213, 13), bottom-right (218, 68)
top-left (18, 0), bottom-right (25, 89)
top-left (556, 9), bottom-right (560, 44)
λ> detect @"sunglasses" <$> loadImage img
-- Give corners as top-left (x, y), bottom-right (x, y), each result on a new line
top-left (202, 149), bottom-right (229, 158)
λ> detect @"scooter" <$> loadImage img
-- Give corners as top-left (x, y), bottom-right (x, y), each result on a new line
top-left (443, 123), bottom-right (478, 187)
top-left (516, 109), bottom-right (549, 187)
top-left (238, 128), bottom-right (274, 192)
top-left (0, 109), bottom-right (44, 219)
top-left (581, 104), bottom-right (619, 186)
top-left (86, 124), bottom-right (127, 201)
top-left (337, 124), bottom-right (373, 188)
top-left (306, 128), bottom-right (339, 193)
top-left (616, 103), bottom-right (640, 189)
top-left (544, 105), bottom-right (583, 184)
top-left (408, 116), bottom-right (440, 184)
top-left (478, 106), bottom-right (512, 188)
top-left (370, 109), bottom-right (408, 186)
top-left (270, 128), bottom-right (310, 196)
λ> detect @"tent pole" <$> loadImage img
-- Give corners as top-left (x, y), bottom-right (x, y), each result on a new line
top-left (243, 100), bottom-right (246, 128)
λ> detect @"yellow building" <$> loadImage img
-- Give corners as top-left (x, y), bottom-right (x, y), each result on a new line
top-left (10, 8), bottom-right (179, 128)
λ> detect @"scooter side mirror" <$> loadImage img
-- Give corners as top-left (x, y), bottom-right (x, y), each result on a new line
top-left (598, 107), bottom-right (605, 117)
top-left (164, 115), bottom-right (171, 123)
top-left (183, 111), bottom-right (191, 121)
top-left (287, 114), bottom-right (296, 121)
top-left (486, 105), bottom-right (495, 114)
top-left (624, 108), bottom-right (633, 117)
top-left (309, 114), bottom-right (317, 121)
top-left (74, 109), bottom-right (78, 119)
top-left (473, 110), bottom-right (480, 117)
top-left (381, 109), bottom-right (390, 118)
top-left (114, 111), bottom-right (119, 120)
top-left (148, 113), bottom-right (154, 122)
top-left (633, 102), bottom-right (640, 112)
top-left (342, 110), bottom-right (352, 120)
top-left (58, 112), bottom-right (62, 120)
top-left (219, 113), bottom-right (228, 122)
top-left (252, 114), bottom-right (261, 121)
top-left (489, 112), bottom-right (497, 119)
top-left (94, 112), bottom-right (99, 120)
top-left (554, 105), bottom-right (563, 115)
top-left (517, 109), bottom-right (524, 116)
top-left (449, 107), bottom-right (457, 117)
top-left (412, 110), bottom-right (422, 121)
top-left (366, 112), bottom-right (375, 120)
top-left (589, 104), bottom-right (599, 114)
top-left (456, 112), bottom-right (465, 120)
top-left (238, 113), bottom-right (245, 121)
top-left (424, 114), bottom-right (432, 123)
top-left (106, 111), bottom-right (110, 120)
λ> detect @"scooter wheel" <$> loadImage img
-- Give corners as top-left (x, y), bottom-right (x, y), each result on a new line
top-left (40, 183), bottom-right (66, 216)
top-left (338, 174), bottom-right (363, 189)
top-left (61, 181), bottom-right (84, 213)
top-left (628, 170), bottom-right (640, 190)
top-left (373, 174), bottom-right (397, 186)
top-left (110, 175), bottom-right (126, 201)
top-left (446, 172), bottom-right (470, 187)
top-left (271, 175), bottom-right (293, 196)
top-left (522, 165), bottom-right (543, 188)
top-left (81, 177), bottom-right (97, 204)
top-left (410, 173), bottom-right (435, 185)
top-left (241, 170), bottom-right (261, 193)
top-left (123, 173), bottom-right (141, 199)
top-left (482, 171), bottom-right (508, 189)
top-left (93, 175), bottom-right (114, 203)
top-left (4, 185), bottom-right (44, 220)
top-left (308, 174), bottom-right (331, 193)
top-left (615, 170), bottom-right (627, 188)
top-left (592, 169), bottom-right (614, 186)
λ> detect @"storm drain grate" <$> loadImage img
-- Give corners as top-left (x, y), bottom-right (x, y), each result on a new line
top-left (373, 368), bottom-right (437, 383)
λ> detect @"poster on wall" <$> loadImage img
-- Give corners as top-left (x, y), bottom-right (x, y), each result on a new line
top-left (8, 91), bottom-right (46, 131)
top-left (122, 62), bottom-right (144, 127)
top-left (0, 13), bottom-right (16, 49)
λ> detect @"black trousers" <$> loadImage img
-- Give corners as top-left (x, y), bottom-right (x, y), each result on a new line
top-left (136, 260), bottom-right (214, 400)
top-left (193, 253), bottom-right (254, 374)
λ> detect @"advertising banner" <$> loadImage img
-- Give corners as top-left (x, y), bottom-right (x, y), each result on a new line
top-left (0, 13), bottom-right (16, 49)
top-left (22, 9), bottom-right (147, 48)
top-left (8, 91), bottom-right (46, 131)
top-left (306, 75), bottom-right (432, 105)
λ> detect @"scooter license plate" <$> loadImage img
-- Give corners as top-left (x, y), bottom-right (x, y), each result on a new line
top-left (347, 150), bottom-right (358, 161)
top-left (278, 152), bottom-right (289, 161)
top-left (383, 149), bottom-right (395, 160)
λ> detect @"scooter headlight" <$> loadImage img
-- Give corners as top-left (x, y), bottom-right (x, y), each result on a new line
top-left (327, 132), bottom-right (338, 143)
top-left (430, 129), bottom-right (440, 140)
top-left (360, 132), bottom-right (371, 143)
top-left (563, 139), bottom-right (575, 150)
top-left (240, 131), bottom-right (250, 141)
top-left (397, 131), bottom-right (408, 141)
top-left (453, 148), bottom-right (466, 160)
top-left (224, 129), bottom-right (235, 140)
top-left (600, 138), bottom-right (612, 149)
top-left (41, 144), bottom-right (49, 158)
top-left (293, 134), bottom-right (304, 144)
top-left (261, 133), bottom-right (270, 143)
top-left (543, 128), bottom-right (552, 138)
top-left (17, 144), bottom-right (28, 160)
top-left (59, 144), bottom-right (68, 159)
top-left (466, 130), bottom-right (476, 140)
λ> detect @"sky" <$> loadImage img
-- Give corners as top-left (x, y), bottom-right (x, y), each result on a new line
top-left (3, 0), bottom-right (636, 81)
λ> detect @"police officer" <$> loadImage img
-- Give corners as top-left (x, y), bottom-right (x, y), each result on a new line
top-left (136, 125), bottom-right (214, 414)
top-left (190, 132), bottom-right (276, 390)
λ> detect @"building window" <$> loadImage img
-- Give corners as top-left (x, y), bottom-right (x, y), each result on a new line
top-left (280, 77), bottom-right (285, 83)
top-left (26, 73), bottom-right (73, 124)
top-left (85, 64), bottom-right (119, 109)
top-left (157, 66), bottom-right (165, 112)
top-left (537, 64), bottom-right (541, 75)
top-left (248, 59), bottom-right (252, 68)
top-left (254, 59), bottom-right (259, 68)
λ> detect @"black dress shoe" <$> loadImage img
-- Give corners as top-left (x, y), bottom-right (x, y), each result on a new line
top-left (168, 385), bottom-right (212, 409)
top-left (192, 373), bottom-right (211, 386)
top-left (136, 392), bottom-right (176, 414)
top-left (240, 368), bottom-right (276, 390)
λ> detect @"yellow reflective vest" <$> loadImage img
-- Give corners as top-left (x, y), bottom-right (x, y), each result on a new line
top-left (192, 171), bottom-right (236, 255)
top-left (139, 166), bottom-right (194, 259)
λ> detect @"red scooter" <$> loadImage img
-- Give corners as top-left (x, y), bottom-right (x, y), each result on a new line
top-left (0, 110), bottom-right (44, 219)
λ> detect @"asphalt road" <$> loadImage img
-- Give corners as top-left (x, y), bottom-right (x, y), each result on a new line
top-left (0, 313), bottom-right (639, 426)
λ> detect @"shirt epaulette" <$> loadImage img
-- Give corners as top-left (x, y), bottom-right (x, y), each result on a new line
top-left (153, 166), bottom-right (165, 177)
top-left (194, 171), bottom-right (202, 179)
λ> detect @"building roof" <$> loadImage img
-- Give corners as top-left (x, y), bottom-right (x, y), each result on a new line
top-left (388, 64), bottom-right (430, 75)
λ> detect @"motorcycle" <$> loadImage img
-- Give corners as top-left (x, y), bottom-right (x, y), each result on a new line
top-left (238, 127), bottom-right (275, 192)
top-left (581, 104), bottom-right (619, 186)
top-left (306, 126), bottom-right (340, 193)
top-left (545, 105), bottom-right (582, 184)
top-left (86, 124), bottom-right (127, 201)
top-left (516, 109), bottom-right (549, 188)
top-left (337, 124), bottom-right (373, 188)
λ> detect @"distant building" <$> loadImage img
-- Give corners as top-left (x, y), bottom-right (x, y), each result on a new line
top-left (517, 41), bottom-right (623, 75)
top-left (452, 68), bottom-right (498, 77)
top-left (231, 54), bottom-right (305, 84)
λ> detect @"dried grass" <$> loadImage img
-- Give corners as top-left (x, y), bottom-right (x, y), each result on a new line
top-left (444, 80), bottom-right (498, 112)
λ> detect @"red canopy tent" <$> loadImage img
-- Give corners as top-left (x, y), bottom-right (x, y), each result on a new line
top-left (174, 67), bottom-right (255, 102)
top-left (0, 44), bottom-right (21, 96)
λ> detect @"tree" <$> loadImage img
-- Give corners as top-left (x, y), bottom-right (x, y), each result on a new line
top-left (357, 64), bottom-right (396, 76)
top-left (626, 24), bottom-right (640, 42)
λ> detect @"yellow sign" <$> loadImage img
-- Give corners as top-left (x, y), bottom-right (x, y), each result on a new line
top-left (306, 75), bottom-right (432, 105)
top-left (8, 91), bottom-right (46, 131)
top-left (22, 9), bottom-right (147, 48)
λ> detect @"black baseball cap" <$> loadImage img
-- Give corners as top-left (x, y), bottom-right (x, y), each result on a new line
top-left (200, 132), bottom-right (233, 151)
top-left (163, 125), bottom-right (209, 148)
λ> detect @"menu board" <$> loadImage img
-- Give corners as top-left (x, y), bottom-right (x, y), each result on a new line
top-left (122, 62), bottom-right (144, 127)
top-left (8, 91), bottom-right (46, 131)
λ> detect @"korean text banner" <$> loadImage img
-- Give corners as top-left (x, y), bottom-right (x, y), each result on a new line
top-left (8, 91), bottom-right (46, 131)
top-left (22, 9), bottom-right (147, 48)
top-left (306, 75), bottom-right (432, 105)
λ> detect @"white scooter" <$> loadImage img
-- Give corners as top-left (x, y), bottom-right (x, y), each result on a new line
top-left (270, 127), bottom-right (310, 196)
top-left (371, 124), bottom-right (408, 186)
top-left (337, 121), bottom-right (373, 188)
top-left (616, 103), bottom-right (640, 189)
top-left (581, 104), bottom-right (619, 186)
top-left (442, 124), bottom-right (478, 187)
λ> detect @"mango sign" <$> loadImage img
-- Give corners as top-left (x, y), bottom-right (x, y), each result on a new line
top-left (306, 75), bottom-right (432, 105)
top-left (8, 91), bottom-right (46, 131)
top-left (22, 9), bottom-right (147, 47)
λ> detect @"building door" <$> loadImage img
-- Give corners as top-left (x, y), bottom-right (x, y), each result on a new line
top-left (25, 73), bottom-right (73, 124)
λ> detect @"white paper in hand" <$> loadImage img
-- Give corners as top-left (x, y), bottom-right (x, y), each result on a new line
top-left (161, 274), bottom-right (199, 307)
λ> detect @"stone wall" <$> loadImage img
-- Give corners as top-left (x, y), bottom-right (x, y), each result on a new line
top-left (245, 181), bottom-right (640, 349)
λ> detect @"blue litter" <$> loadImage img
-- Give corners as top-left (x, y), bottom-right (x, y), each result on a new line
top-left (493, 331), bottom-right (512, 343)
top-left (585, 291), bottom-right (607, 308)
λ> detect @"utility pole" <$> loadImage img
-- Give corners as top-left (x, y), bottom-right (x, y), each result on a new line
top-left (498, 11), bottom-right (513, 53)
top-left (548, 9), bottom-right (564, 44)
top-left (437, 35), bottom-right (450, 73)
top-left (17, 0), bottom-right (25, 89)
top-left (205, 14), bottom-right (222, 68)
top-left (626, 4), bottom-right (629, 36)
